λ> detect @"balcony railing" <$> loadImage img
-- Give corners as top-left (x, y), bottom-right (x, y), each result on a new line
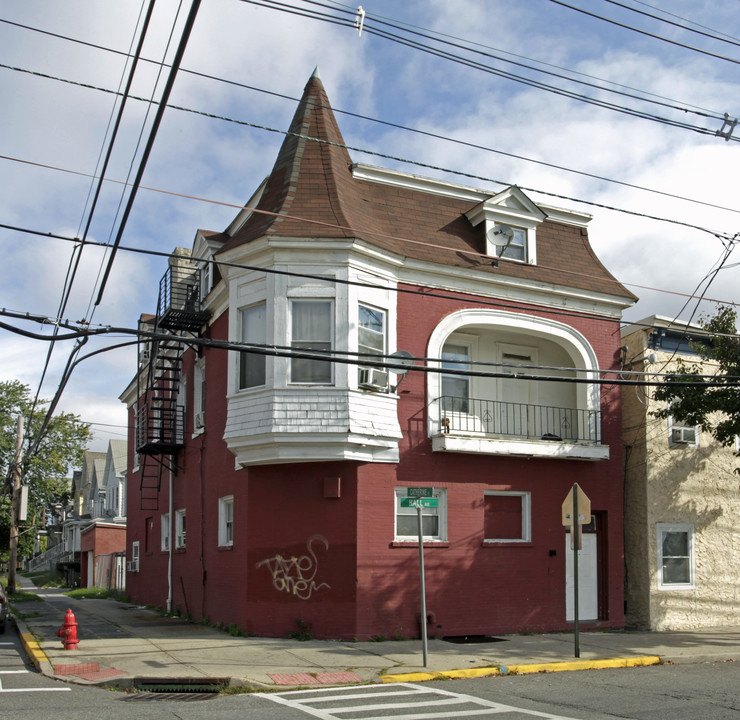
top-left (436, 396), bottom-right (601, 444)
top-left (157, 265), bottom-right (211, 331)
top-left (136, 402), bottom-right (185, 454)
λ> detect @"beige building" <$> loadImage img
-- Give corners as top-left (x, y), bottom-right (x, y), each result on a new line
top-left (622, 316), bottom-right (740, 630)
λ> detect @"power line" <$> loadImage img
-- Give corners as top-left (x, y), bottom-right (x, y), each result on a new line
top-left (599, 0), bottom-right (740, 50)
top-left (549, 0), bottom-right (740, 67)
top-left (5, 16), bottom-right (737, 181)
top-left (3, 220), bottom-right (739, 335)
top-left (2, 311), bottom-right (738, 387)
top-left (93, 0), bottom-right (202, 307)
top-left (240, 0), bottom-right (738, 140)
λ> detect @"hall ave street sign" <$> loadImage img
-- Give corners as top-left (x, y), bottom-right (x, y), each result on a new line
top-left (401, 497), bottom-right (439, 508)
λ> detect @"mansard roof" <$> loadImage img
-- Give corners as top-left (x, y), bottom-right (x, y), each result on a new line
top-left (218, 71), bottom-right (636, 303)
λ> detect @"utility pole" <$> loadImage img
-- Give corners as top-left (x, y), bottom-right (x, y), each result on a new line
top-left (8, 415), bottom-right (23, 594)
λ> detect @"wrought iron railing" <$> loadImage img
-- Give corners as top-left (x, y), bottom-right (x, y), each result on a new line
top-left (136, 402), bottom-right (185, 453)
top-left (436, 396), bottom-right (601, 444)
top-left (157, 265), bottom-right (210, 331)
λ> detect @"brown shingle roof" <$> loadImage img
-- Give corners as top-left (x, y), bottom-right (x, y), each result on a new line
top-left (219, 72), bottom-right (636, 302)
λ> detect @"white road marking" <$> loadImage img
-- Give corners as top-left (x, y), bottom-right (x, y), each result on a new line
top-left (0, 688), bottom-right (72, 693)
top-left (261, 682), bottom-right (584, 720)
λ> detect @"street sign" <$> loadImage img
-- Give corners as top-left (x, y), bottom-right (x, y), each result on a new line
top-left (561, 484), bottom-right (591, 526)
top-left (401, 497), bottom-right (439, 508)
top-left (406, 487), bottom-right (434, 498)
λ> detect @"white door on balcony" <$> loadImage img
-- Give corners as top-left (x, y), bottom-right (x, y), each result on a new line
top-left (565, 532), bottom-right (598, 621)
top-left (496, 344), bottom-right (538, 437)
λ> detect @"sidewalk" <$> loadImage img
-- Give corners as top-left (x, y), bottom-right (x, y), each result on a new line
top-left (12, 576), bottom-right (740, 691)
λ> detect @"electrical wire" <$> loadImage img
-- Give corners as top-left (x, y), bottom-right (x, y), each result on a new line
top-left (4, 58), bottom-right (740, 220)
top-left (240, 0), bottom-right (738, 140)
top-left (93, 0), bottom-right (202, 308)
top-left (2, 221), bottom-right (739, 337)
top-left (549, 0), bottom-right (740, 67)
top-left (599, 0), bottom-right (740, 50)
top-left (2, 312), bottom-right (738, 386)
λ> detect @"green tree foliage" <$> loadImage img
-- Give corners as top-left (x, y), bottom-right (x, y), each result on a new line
top-left (1, 380), bottom-right (91, 559)
top-left (653, 306), bottom-right (740, 451)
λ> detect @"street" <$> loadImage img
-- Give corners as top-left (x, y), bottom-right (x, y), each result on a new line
top-left (3, 619), bottom-right (740, 720)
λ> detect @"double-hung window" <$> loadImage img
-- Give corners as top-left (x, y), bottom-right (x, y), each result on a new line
top-left (657, 523), bottom-right (695, 589)
top-left (218, 496), bottom-right (234, 547)
top-left (161, 513), bottom-right (170, 552)
top-left (394, 487), bottom-right (447, 542)
top-left (493, 224), bottom-right (528, 262)
top-left (175, 509), bottom-right (186, 549)
top-left (193, 360), bottom-right (206, 431)
top-left (240, 302), bottom-right (266, 389)
top-left (290, 300), bottom-right (333, 384)
top-left (441, 343), bottom-right (470, 414)
top-left (358, 304), bottom-right (387, 389)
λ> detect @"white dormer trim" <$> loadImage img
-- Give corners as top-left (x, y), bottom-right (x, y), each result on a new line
top-left (465, 187), bottom-right (546, 264)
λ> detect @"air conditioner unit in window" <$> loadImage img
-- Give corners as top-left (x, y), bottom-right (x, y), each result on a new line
top-left (358, 367), bottom-right (389, 392)
top-left (195, 411), bottom-right (205, 429)
top-left (672, 426), bottom-right (696, 444)
top-left (127, 561), bottom-right (138, 572)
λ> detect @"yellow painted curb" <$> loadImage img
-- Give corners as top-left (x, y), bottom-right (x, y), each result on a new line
top-left (20, 632), bottom-right (50, 671)
top-left (381, 655), bottom-right (661, 683)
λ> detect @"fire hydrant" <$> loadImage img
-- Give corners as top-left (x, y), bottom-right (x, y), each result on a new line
top-left (56, 608), bottom-right (79, 650)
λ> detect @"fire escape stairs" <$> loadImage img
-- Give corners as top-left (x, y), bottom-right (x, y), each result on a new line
top-left (136, 264), bottom-right (210, 511)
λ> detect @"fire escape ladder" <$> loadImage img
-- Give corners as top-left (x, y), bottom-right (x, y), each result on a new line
top-left (135, 262), bottom-right (210, 510)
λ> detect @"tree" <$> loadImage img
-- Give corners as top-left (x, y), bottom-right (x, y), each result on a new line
top-left (653, 306), bottom-right (740, 461)
top-left (1, 380), bottom-right (92, 567)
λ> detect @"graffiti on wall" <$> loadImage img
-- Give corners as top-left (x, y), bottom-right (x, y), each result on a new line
top-left (256, 534), bottom-right (330, 600)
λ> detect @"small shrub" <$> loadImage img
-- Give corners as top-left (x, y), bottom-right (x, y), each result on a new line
top-left (287, 618), bottom-right (314, 641)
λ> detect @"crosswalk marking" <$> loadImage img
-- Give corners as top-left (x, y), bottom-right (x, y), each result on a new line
top-left (261, 682), bottom-right (583, 720)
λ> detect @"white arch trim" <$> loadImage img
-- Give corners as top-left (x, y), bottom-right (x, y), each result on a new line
top-left (427, 308), bottom-right (601, 417)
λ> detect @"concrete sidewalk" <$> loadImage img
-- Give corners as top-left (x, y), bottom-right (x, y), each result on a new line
top-left (12, 576), bottom-right (740, 690)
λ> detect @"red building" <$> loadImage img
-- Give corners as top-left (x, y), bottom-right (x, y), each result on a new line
top-left (121, 70), bottom-right (636, 640)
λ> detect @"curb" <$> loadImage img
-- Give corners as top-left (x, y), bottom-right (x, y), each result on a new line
top-left (381, 655), bottom-right (662, 683)
top-left (14, 617), bottom-right (55, 677)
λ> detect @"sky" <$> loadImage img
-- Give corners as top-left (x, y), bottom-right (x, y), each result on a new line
top-left (1, 0), bottom-right (738, 452)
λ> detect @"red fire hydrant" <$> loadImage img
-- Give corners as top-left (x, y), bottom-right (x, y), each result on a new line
top-left (56, 608), bottom-right (79, 650)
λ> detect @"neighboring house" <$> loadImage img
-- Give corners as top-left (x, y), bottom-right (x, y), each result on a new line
top-left (121, 70), bottom-right (636, 640)
top-left (59, 450), bottom-right (105, 585)
top-left (59, 444), bottom-right (128, 589)
top-left (622, 316), bottom-right (740, 630)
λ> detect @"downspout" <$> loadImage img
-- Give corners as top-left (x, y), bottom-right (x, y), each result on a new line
top-left (167, 466), bottom-right (173, 614)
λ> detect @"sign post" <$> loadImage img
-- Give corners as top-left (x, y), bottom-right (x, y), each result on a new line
top-left (402, 487), bottom-right (435, 667)
top-left (561, 483), bottom-right (591, 659)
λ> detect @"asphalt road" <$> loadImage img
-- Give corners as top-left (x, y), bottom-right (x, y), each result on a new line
top-left (3, 619), bottom-right (740, 720)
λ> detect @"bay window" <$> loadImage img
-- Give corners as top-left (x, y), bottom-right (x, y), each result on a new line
top-left (240, 302), bottom-right (266, 389)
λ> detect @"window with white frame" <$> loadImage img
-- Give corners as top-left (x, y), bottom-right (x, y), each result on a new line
top-left (657, 523), bottom-right (695, 589)
top-left (358, 303), bottom-right (387, 389)
top-left (161, 513), bottom-right (170, 551)
top-left (193, 360), bottom-right (206, 432)
top-left (668, 415), bottom-right (698, 447)
top-left (394, 487), bottom-right (447, 542)
top-left (175, 509), bottom-right (186, 549)
top-left (290, 299), bottom-right (333, 384)
top-left (130, 541), bottom-right (140, 572)
top-left (239, 302), bottom-right (266, 389)
top-left (200, 261), bottom-right (212, 299)
top-left (491, 224), bottom-right (527, 262)
top-left (441, 343), bottom-right (471, 414)
top-left (484, 491), bottom-right (531, 543)
top-left (218, 496), bottom-right (234, 547)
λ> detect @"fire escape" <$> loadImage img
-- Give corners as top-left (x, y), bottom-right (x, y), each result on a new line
top-left (136, 262), bottom-right (210, 511)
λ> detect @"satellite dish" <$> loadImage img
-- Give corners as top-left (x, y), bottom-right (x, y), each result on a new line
top-left (389, 350), bottom-right (414, 375)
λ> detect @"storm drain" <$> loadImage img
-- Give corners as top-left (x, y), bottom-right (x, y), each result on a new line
top-left (132, 677), bottom-right (228, 694)
top-left (442, 635), bottom-right (507, 644)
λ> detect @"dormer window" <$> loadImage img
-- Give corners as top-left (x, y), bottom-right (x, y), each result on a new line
top-left (465, 186), bottom-right (546, 265)
top-left (491, 224), bottom-right (527, 262)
